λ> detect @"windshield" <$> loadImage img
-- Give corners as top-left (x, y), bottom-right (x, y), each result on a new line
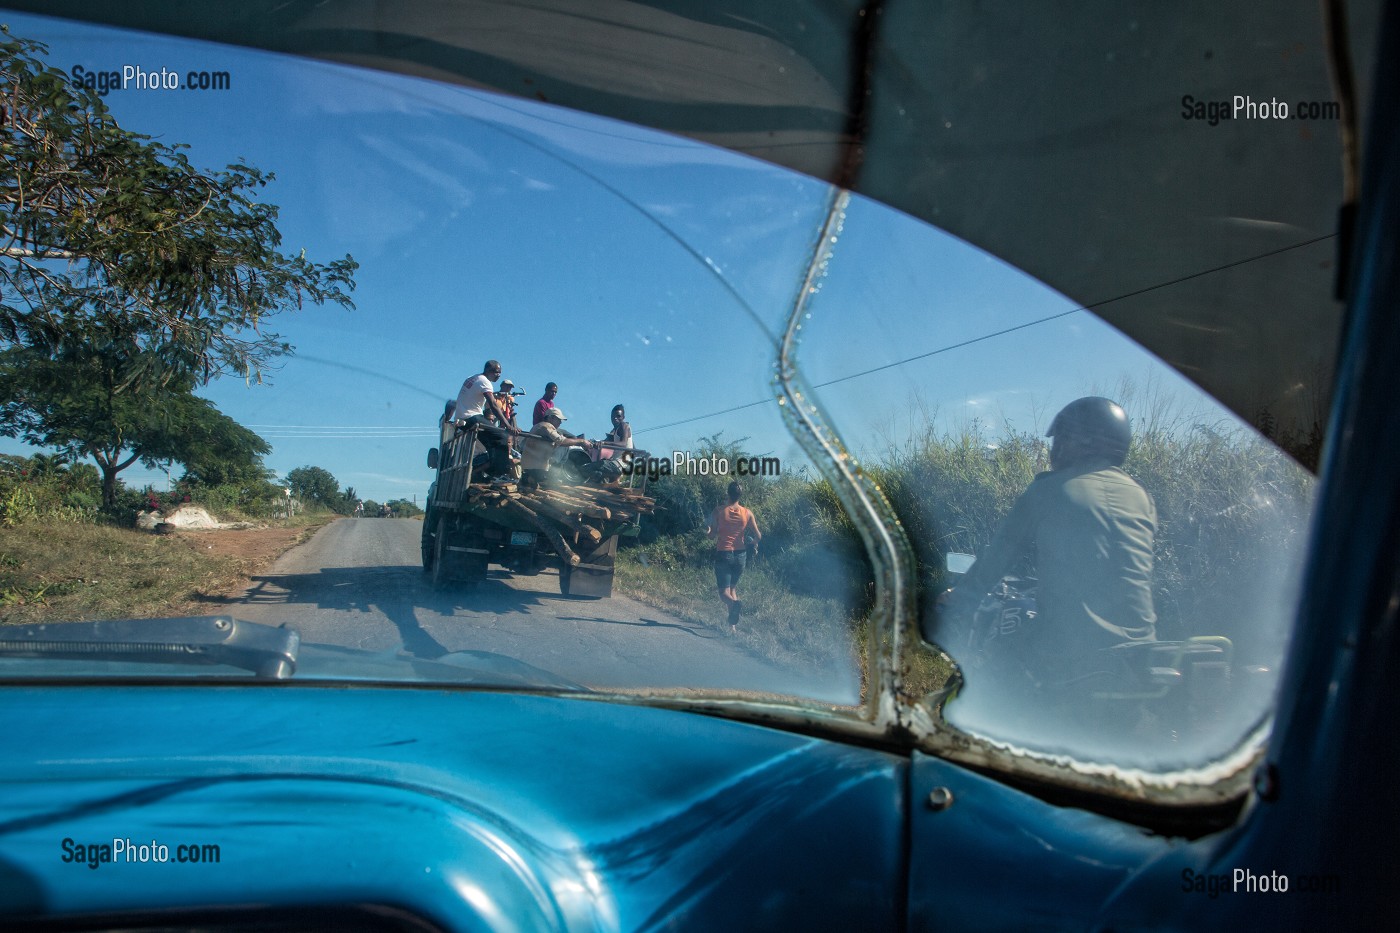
top-left (0, 11), bottom-right (1318, 798)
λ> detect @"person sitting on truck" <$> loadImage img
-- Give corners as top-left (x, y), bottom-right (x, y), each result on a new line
top-left (603, 404), bottom-right (633, 451)
top-left (519, 408), bottom-right (594, 490)
top-left (452, 359), bottom-right (521, 482)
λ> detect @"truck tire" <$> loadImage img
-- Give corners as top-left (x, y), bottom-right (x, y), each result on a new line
top-left (431, 519), bottom-right (453, 588)
top-left (421, 512), bottom-right (435, 571)
top-left (433, 517), bottom-right (489, 589)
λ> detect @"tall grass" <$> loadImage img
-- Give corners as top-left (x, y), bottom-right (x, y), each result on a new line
top-left (624, 407), bottom-right (1313, 688)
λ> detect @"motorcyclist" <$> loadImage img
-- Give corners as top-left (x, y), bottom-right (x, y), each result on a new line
top-left (935, 397), bottom-right (1157, 688)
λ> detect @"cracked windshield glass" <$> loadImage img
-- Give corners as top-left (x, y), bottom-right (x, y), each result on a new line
top-left (0, 15), bottom-right (868, 705)
top-left (1, 14), bottom-right (1318, 777)
top-left (798, 194), bottom-right (1316, 772)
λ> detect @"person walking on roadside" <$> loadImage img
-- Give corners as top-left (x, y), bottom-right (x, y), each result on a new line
top-left (707, 481), bottom-right (762, 634)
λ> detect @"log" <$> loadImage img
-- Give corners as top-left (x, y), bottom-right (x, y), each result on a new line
top-left (539, 489), bottom-right (612, 521)
top-left (530, 497), bottom-right (604, 545)
top-left (503, 499), bottom-right (581, 567)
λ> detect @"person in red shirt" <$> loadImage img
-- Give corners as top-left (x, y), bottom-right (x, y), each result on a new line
top-left (707, 481), bottom-right (762, 633)
top-left (532, 382), bottom-right (559, 426)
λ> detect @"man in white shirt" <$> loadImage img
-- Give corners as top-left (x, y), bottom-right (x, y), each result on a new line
top-left (451, 359), bottom-right (521, 481)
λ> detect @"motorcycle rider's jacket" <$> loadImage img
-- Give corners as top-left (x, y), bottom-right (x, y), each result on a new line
top-left (948, 460), bottom-right (1157, 661)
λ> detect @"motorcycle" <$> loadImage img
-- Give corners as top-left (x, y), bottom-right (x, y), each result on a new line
top-left (940, 553), bottom-right (1235, 741)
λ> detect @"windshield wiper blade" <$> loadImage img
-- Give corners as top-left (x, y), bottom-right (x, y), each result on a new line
top-left (0, 616), bottom-right (299, 679)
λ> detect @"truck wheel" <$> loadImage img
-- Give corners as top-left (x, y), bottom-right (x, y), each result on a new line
top-left (421, 513), bottom-right (435, 571)
top-left (434, 519), bottom-right (489, 589)
top-left (431, 519), bottom-right (455, 588)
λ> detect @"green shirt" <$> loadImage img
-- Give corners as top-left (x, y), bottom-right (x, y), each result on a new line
top-left (954, 462), bottom-right (1157, 652)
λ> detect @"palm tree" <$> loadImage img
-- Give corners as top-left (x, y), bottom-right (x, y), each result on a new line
top-left (28, 453), bottom-right (71, 479)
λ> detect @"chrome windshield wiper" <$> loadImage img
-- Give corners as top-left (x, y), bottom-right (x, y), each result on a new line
top-left (0, 616), bottom-right (299, 679)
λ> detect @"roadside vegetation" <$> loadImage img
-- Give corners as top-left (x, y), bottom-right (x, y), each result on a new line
top-left (0, 29), bottom-right (374, 624)
top-left (616, 399), bottom-right (1315, 698)
top-left (0, 452), bottom-right (347, 625)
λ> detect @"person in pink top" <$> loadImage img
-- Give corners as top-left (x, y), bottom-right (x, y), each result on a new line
top-left (707, 481), bottom-right (762, 634)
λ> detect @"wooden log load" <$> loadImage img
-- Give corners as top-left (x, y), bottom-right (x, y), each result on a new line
top-left (462, 481), bottom-right (656, 541)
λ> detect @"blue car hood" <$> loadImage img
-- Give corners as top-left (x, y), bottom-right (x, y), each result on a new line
top-left (0, 687), bottom-right (904, 931)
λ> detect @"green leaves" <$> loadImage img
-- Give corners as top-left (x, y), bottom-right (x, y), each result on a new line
top-left (0, 343), bottom-right (272, 507)
top-left (1, 29), bottom-right (357, 389)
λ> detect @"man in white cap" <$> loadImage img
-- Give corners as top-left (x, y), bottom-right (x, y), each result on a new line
top-left (519, 407), bottom-right (594, 490)
top-left (495, 379), bottom-right (521, 431)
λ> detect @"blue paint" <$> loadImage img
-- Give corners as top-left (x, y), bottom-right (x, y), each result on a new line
top-left (0, 688), bottom-right (905, 930)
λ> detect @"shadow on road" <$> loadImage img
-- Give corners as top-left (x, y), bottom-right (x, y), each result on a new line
top-left (555, 615), bottom-right (716, 638)
top-left (200, 562), bottom-right (718, 659)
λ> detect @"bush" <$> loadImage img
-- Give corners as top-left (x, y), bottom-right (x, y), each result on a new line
top-left (628, 414), bottom-right (1314, 671)
top-left (0, 455), bottom-right (101, 526)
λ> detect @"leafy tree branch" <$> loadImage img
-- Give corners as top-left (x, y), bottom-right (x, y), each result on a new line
top-left (1, 27), bottom-right (357, 388)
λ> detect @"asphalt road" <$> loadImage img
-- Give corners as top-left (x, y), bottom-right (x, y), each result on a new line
top-left (226, 518), bottom-right (858, 701)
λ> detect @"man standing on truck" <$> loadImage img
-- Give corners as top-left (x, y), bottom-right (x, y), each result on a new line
top-left (452, 360), bottom-right (521, 482)
top-left (494, 379), bottom-right (520, 430)
top-left (708, 481), bottom-right (762, 634)
top-left (532, 382), bottom-right (559, 426)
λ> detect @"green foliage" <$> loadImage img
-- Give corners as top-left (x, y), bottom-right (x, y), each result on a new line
top-left (875, 422), bottom-right (1043, 595)
top-left (627, 412), bottom-right (1313, 675)
top-left (1, 27), bottom-right (354, 514)
top-left (385, 498), bottom-right (423, 518)
top-left (0, 453), bottom-right (101, 525)
top-left (0, 345), bottom-right (273, 507)
top-left (179, 478), bottom-right (285, 520)
top-left (637, 433), bottom-right (874, 611)
top-left (1, 27), bottom-right (357, 385)
top-left (285, 465), bottom-right (345, 511)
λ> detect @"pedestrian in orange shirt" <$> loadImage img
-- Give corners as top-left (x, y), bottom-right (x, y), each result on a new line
top-left (707, 481), bottom-right (761, 633)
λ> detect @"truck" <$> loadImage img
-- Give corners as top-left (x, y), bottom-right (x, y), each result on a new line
top-left (422, 417), bottom-right (655, 597)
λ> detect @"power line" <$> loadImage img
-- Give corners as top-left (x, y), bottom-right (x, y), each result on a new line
top-left (634, 233), bottom-right (1337, 437)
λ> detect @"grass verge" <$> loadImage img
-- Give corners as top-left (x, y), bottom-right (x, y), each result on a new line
top-left (614, 550), bottom-right (953, 702)
top-left (0, 515), bottom-right (332, 625)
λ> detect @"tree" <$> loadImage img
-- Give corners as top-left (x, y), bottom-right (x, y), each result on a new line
top-left (385, 498), bottom-right (423, 518)
top-left (0, 345), bottom-right (272, 506)
top-left (1, 28), bottom-right (357, 387)
top-left (285, 466), bottom-right (344, 510)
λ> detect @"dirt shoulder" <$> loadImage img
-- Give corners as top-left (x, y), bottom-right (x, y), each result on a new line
top-left (173, 518), bottom-right (335, 598)
top-left (176, 521), bottom-right (327, 569)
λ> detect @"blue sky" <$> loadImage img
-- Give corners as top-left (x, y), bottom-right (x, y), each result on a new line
top-left (2, 10), bottom-right (1238, 504)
